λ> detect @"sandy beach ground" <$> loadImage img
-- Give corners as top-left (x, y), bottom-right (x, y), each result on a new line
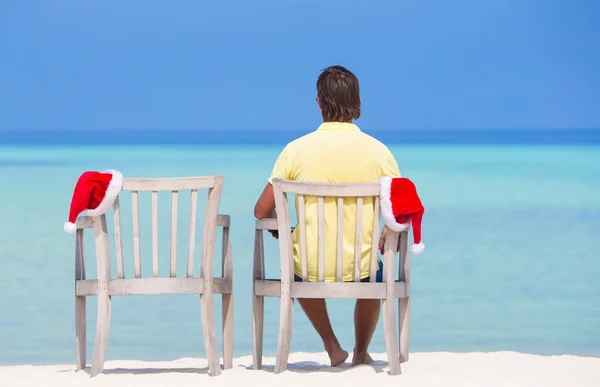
top-left (1, 351), bottom-right (599, 387)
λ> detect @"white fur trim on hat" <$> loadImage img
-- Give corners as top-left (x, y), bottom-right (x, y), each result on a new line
top-left (380, 176), bottom-right (410, 232)
top-left (64, 222), bottom-right (77, 234)
top-left (411, 242), bottom-right (425, 255)
top-left (85, 169), bottom-right (124, 217)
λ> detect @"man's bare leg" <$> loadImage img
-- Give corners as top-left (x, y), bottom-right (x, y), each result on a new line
top-left (352, 299), bottom-right (380, 366)
top-left (297, 298), bottom-right (349, 366)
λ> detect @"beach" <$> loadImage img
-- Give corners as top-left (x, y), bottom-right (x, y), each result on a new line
top-left (2, 351), bottom-right (600, 387)
top-left (3, 0), bottom-right (599, 384)
top-left (1, 144), bottom-right (599, 384)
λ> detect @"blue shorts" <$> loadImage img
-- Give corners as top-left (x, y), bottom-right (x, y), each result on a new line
top-left (294, 259), bottom-right (383, 283)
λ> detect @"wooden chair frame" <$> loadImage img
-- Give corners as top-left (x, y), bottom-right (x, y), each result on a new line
top-left (73, 175), bottom-right (233, 377)
top-left (252, 179), bottom-right (410, 375)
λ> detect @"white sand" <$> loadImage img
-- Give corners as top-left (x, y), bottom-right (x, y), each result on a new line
top-left (2, 352), bottom-right (599, 387)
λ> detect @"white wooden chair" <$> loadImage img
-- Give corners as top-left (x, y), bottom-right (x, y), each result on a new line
top-left (72, 175), bottom-right (233, 377)
top-left (252, 179), bottom-right (410, 375)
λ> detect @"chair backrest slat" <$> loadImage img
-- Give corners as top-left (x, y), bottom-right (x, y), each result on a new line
top-left (354, 197), bottom-right (363, 282)
top-left (112, 197), bottom-right (125, 279)
top-left (278, 180), bottom-right (379, 197)
top-left (272, 179), bottom-right (383, 284)
top-left (75, 229), bottom-right (86, 280)
top-left (170, 190), bottom-right (178, 277)
top-left (151, 191), bottom-right (159, 277)
top-left (272, 180), bottom-right (294, 284)
top-left (383, 231), bottom-right (398, 284)
top-left (122, 176), bottom-right (217, 191)
top-left (399, 227), bottom-right (409, 282)
top-left (336, 196), bottom-right (344, 282)
top-left (369, 196), bottom-right (380, 282)
top-left (187, 188), bottom-right (199, 278)
top-left (94, 215), bottom-right (111, 283)
top-left (131, 190), bottom-right (142, 278)
top-left (297, 194), bottom-right (308, 281)
top-left (200, 178), bottom-right (223, 280)
top-left (317, 196), bottom-right (325, 282)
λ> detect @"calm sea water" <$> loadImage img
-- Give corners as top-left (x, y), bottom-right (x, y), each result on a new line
top-left (0, 143), bottom-right (599, 365)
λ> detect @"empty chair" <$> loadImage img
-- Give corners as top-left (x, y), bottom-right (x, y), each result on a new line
top-left (73, 175), bottom-right (233, 377)
top-left (252, 179), bottom-right (410, 375)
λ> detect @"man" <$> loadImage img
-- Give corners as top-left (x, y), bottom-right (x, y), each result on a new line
top-left (254, 65), bottom-right (401, 367)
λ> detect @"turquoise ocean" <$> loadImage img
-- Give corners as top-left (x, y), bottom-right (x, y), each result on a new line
top-left (1, 134), bottom-right (599, 365)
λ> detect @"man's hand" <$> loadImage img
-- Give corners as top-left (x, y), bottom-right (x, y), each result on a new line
top-left (268, 227), bottom-right (295, 240)
top-left (378, 225), bottom-right (401, 255)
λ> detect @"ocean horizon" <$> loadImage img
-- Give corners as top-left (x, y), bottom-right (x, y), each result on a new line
top-left (2, 128), bottom-right (600, 146)
top-left (0, 140), bottom-right (599, 366)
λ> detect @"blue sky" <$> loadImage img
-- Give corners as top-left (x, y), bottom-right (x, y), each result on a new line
top-left (0, 0), bottom-right (598, 131)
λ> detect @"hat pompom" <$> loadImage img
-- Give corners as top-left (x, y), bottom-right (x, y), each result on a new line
top-left (64, 222), bottom-right (77, 234)
top-left (411, 242), bottom-right (425, 255)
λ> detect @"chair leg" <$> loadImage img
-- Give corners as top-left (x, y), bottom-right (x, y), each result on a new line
top-left (221, 226), bottom-right (234, 370)
top-left (274, 296), bottom-right (294, 374)
top-left (75, 295), bottom-right (86, 371)
top-left (90, 293), bottom-right (111, 377)
top-left (252, 229), bottom-right (265, 370)
top-left (382, 297), bottom-right (401, 375)
top-left (252, 291), bottom-right (264, 370)
top-left (222, 290), bottom-right (234, 370)
top-left (200, 292), bottom-right (223, 376)
top-left (399, 296), bottom-right (410, 363)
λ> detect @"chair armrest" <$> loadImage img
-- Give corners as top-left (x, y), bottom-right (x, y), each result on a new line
top-left (255, 218), bottom-right (296, 234)
top-left (75, 216), bottom-right (94, 229)
top-left (255, 217), bottom-right (278, 230)
top-left (218, 214), bottom-right (233, 279)
top-left (216, 214), bottom-right (230, 228)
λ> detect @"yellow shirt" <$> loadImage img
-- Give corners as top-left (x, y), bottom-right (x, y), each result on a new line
top-left (268, 122), bottom-right (401, 282)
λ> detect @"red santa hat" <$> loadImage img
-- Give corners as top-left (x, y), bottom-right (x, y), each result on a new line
top-left (63, 169), bottom-right (124, 234)
top-left (380, 176), bottom-right (425, 255)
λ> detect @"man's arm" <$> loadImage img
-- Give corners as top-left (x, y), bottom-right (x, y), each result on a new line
top-left (255, 143), bottom-right (293, 219)
top-left (254, 183), bottom-right (280, 239)
top-left (254, 183), bottom-right (276, 220)
top-left (255, 143), bottom-right (294, 238)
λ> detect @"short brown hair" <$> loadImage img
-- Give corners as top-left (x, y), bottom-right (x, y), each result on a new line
top-left (316, 65), bottom-right (361, 122)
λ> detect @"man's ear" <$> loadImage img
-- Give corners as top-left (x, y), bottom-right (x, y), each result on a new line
top-left (317, 96), bottom-right (322, 110)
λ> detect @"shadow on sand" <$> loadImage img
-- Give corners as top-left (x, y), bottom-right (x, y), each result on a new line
top-left (57, 366), bottom-right (211, 376)
top-left (241, 360), bottom-right (389, 374)
top-left (56, 360), bottom-right (390, 376)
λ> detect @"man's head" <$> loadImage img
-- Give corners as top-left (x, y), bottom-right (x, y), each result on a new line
top-left (316, 65), bottom-right (361, 123)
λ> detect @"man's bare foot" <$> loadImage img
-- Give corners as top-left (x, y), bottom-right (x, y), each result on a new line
top-left (328, 348), bottom-right (349, 367)
top-left (351, 350), bottom-right (373, 366)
